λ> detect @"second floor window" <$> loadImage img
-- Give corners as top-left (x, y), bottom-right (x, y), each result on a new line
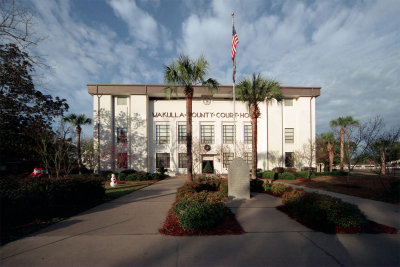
top-left (223, 125), bottom-right (235, 144)
top-left (156, 125), bottom-right (170, 144)
top-left (285, 128), bottom-right (294, 143)
top-left (201, 125), bottom-right (214, 144)
top-left (178, 124), bottom-right (187, 144)
top-left (244, 125), bottom-right (252, 144)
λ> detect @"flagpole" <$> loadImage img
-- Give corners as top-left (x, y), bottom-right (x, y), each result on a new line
top-left (232, 12), bottom-right (236, 158)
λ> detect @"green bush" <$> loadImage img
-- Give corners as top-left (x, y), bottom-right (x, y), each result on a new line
top-left (282, 190), bottom-right (368, 229)
top-left (271, 183), bottom-right (293, 195)
top-left (0, 176), bottom-right (105, 235)
top-left (250, 179), bottom-right (264, 192)
top-left (296, 171), bottom-right (315, 178)
top-left (263, 183), bottom-right (272, 192)
top-left (284, 167), bottom-right (297, 175)
top-left (219, 180), bottom-right (228, 195)
top-left (177, 201), bottom-right (228, 231)
top-left (278, 172), bottom-right (296, 180)
top-left (262, 171), bottom-right (275, 179)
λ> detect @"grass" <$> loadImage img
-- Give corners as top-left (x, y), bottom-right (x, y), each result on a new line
top-left (2, 180), bottom-right (157, 245)
top-left (281, 175), bottom-right (400, 204)
top-left (104, 180), bottom-right (157, 201)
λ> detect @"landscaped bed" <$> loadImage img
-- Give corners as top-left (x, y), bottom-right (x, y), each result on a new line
top-left (262, 182), bottom-right (397, 234)
top-left (159, 178), bottom-right (244, 236)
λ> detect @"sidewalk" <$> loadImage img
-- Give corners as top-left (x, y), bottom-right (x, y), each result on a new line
top-left (1, 177), bottom-right (399, 266)
top-left (277, 182), bottom-right (400, 229)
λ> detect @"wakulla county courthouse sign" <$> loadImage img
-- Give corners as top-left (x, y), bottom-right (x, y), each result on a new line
top-left (152, 112), bottom-right (251, 119)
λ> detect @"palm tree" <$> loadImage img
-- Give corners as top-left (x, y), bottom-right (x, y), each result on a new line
top-left (63, 113), bottom-right (92, 174)
top-left (237, 73), bottom-right (282, 179)
top-left (164, 55), bottom-right (219, 182)
top-left (320, 132), bottom-right (335, 172)
top-left (330, 116), bottom-right (359, 171)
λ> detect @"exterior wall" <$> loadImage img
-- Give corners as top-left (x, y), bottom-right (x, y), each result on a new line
top-left (90, 85), bottom-right (319, 173)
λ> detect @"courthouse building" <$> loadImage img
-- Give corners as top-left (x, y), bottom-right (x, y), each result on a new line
top-left (88, 84), bottom-right (321, 174)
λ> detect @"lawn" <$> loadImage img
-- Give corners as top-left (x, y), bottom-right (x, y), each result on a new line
top-left (281, 175), bottom-right (400, 204)
top-left (104, 180), bottom-right (158, 201)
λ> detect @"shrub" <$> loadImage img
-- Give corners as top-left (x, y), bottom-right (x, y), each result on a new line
top-left (278, 172), bottom-right (296, 180)
top-left (177, 201), bottom-right (228, 231)
top-left (316, 171), bottom-right (347, 176)
top-left (0, 176), bottom-right (105, 234)
top-left (262, 171), bottom-right (275, 179)
top-left (156, 167), bottom-right (168, 176)
top-left (256, 169), bottom-right (263, 178)
top-left (296, 171), bottom-right (315, 179)
top-left (272, 167), bottom-right (284, 173)
top-left (271, 183), bottom-right (293, 195)
top-left (284, 167), bottom-right (297, 175)
top-left (263, 183), bottom-right (272, 192)
top-left (250, 179), bottom-right (264, 192)
top-left (219, 180), bottom-right (228, 195)
top-left (282, 190), bottom-right (368, 229)
top-left (121, 169), bottom-right (137, 175)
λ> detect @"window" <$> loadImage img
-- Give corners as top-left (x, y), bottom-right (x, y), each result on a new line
top-left (156, 125), bottom-right (170, 144)
top-left (244, 125), bottom-right (252, 144)
top-left (284, 99), bottom-right (293, 106)
top-left (244, 152), bottom-right (252, 166)
top-left (285, 128), bottom-right (294, 143)
top-left (223, 153), bottom-right (234, 168)
top-left (117, 153), bottom-right (127, 168)
top-left (178, 153), bottom-right (187, 168)
top-left (201, 125), bottom-right (214, 144)
top-left (178, 124), bottom-right (187, 144)
top-left (223, 125), bottom-right (235, 144)
top-left (117, 97), bottom-right (127, 105)
top-left (117, 128), bottom-right (127, 143)
top-left (285, 152), bottom-right (294, 167)
top-left (156, 153), bottom-right (170, 168)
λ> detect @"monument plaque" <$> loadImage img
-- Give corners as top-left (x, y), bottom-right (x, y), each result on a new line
top-left (228, 157), bottom-right (250, 199)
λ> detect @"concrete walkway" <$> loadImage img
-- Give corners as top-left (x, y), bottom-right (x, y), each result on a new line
top-left (277, 182), bottom-right (400, 229)
top-left (1, 177), bottom-right (399, 266)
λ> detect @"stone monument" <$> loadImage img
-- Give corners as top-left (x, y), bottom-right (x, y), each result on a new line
top-left (228, 157), bottom-right (250, 199)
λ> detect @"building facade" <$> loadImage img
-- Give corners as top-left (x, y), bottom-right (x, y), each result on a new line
top-left (88, 84), bottom-right (321, 174)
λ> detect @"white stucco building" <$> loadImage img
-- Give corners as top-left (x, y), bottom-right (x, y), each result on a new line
top-left (88, 84), bottom-right (321, 174)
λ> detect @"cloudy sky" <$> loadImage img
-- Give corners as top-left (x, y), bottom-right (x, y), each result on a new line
top-left (22, 0), bottom-right (400, 135)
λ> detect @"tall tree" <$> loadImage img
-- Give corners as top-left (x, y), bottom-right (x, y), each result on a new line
top-left (237, 73), bottom-right (282, 179)
top-left (164, 55), bottom-right (219, 182)
top-left (0, 43), bottom-right (68, 168)
top-left (330, 116), bottom-right (359, 171)
top-left (317, 132), bottom-right (336, 172)
top-left (63, 113), bottom-right (92, 174)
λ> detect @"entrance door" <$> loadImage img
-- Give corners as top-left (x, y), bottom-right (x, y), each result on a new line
top-left (202, 160), bottom-right (214, 174)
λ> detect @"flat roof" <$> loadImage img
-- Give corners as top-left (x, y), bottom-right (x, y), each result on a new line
top-left (87, 84), bottom-right (321, 98)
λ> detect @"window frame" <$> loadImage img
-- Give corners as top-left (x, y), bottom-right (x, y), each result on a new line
top-left (156, 124), bottom-right (170, 144)
top-left (117, 127), bottom-right (127, 144)
top-left (178, 153), bottom-right (187, 168)
top-left (223, 152), bottom-right (234, 168)
top-left (285, 128), bottom-right (294, 144)
top-left (156, 153), bottom-right (170, 168)
top-left (285, 152), bottom-right (294, 168)
top-left (117, 153), bottom-right (127, 169)
top-left (244, 124), bottom-right (252, 144)
top-left (200, 125), bottom-right (215, 144)
top-left (116, 97), bottom-right (127, 105)
top-left (178, 124), bottom-right (187, 144)
top-left (223, 125), bottom-right (235, 144)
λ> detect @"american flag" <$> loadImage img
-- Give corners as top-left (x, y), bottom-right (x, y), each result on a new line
top-left (232, 25), bottom-right (239, 61)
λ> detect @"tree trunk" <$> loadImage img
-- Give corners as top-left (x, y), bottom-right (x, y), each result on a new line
top-left (327, 142), bottom-right (333, 172)
top-left (77, 126), bottom-right (82, 175)
top-left (251, 107), bottom-right (258, 179)
top-left (340, 127), bottom-right (344, 171)
top-left (381, 150), bottom-right (386, 176)
top-left (186, 91), bottom-right (193, 182)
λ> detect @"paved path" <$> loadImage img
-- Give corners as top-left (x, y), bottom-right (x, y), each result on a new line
top-left (277, 182), bottom-right (400, 229)
top-left (1, 177), bottom-right (399, 266)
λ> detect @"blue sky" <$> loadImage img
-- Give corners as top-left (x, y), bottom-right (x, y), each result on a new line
top-left (22, 0), bottom-right (400, 136)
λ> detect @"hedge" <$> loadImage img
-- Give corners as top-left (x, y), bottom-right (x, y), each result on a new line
top-left (278, 172), bottom-right (296, 180)
top-left (262, 171), bottom-right (275, 179)
top-left (296, 171), bottom-right (315, 178)
top-left (173, 179), bottom-right (229, 230)
top-left (316, 171), bottom-right (348, 176)
top-left (1, 176), bottom-right (105, 238)
top-left (282, 190), bottom-right (368, 229)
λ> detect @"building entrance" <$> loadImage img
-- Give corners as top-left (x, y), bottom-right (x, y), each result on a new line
top-left (202, 155), bottom-right (214, 174)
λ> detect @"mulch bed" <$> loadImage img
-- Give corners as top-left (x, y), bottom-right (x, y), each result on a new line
top-left (159, 209), bottom-right (245, 236)
top-left (276, 205), bottom-right (398, 234)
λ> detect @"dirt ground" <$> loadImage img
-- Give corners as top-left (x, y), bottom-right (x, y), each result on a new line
top-left (281, 175), bottom-right (400, 204)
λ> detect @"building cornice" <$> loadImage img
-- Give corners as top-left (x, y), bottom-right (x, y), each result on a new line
top-left (88, 84), bottom-right (321, 98)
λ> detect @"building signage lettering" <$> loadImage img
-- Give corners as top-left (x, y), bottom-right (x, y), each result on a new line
top-left (152, 112), bottom-right (251, 118)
